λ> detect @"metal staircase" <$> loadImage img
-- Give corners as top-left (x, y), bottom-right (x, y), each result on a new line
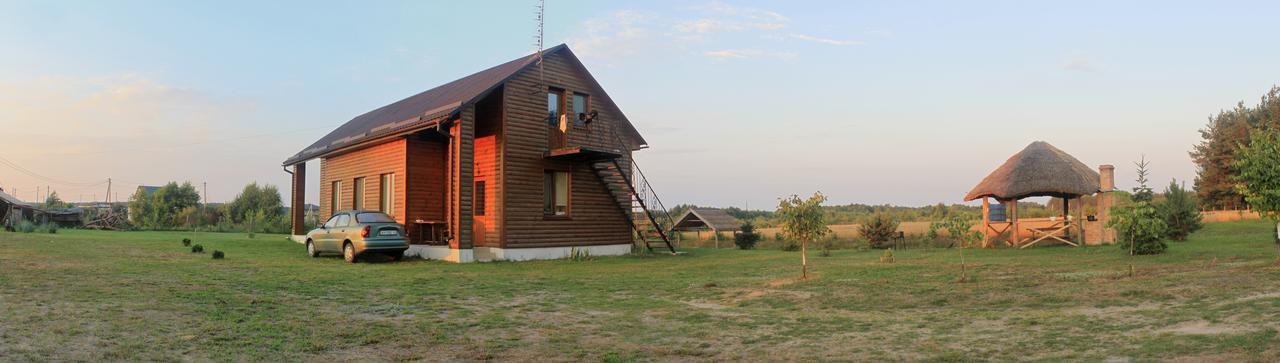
top-left (547, 120), bottom-right (677, 254)
top-left (589, 157), bottom-right (677, 254)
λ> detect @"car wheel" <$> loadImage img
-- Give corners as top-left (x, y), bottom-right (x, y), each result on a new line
top-left (343, 242), bottom-right (357, 263)
top-left (306, 241), bottom-right (320, 258)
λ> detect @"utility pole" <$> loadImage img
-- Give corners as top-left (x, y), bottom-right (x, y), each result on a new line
top-left (105, 178), bottom-right (112, 204)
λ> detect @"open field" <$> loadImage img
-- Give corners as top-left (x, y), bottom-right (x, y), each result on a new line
top-left (2, 221), bottom-right (1279, 361)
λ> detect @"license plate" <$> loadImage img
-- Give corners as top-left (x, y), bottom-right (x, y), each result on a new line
top-left (378, 230), bottom-right (398, 236)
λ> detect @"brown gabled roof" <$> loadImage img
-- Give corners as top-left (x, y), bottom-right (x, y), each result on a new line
top-left (964, 141), bottom-right (1101, 201)
top-left (283, 44), bottom-right (646, 165)
top-left (672, 208), bottom-right (743, 232)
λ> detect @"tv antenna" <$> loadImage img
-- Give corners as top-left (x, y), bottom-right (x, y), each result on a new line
top-left (533, 0), bottom-right (546, 93)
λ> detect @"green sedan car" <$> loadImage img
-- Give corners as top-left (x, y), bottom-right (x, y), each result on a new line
top-left (306, 211), bottom-right (409, 263)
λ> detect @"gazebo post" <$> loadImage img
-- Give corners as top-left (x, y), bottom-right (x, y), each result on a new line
top-left (1062, 197), bottom-right (1070, 240)
top-left (982, 197), bottom-right (991, 248)
top-left (1010, 199), bottom-right (1020, 246)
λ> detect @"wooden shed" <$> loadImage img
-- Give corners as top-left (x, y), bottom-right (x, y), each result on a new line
top-left (283, 44), bottom-right (676, 262)
top-left (671, 208), bottom-right (743, 247)
top-left (0, 190), bottom-right (36, 229)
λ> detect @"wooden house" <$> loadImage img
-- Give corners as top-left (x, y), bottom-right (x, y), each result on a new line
top-left (283, 44), bottom-right (675, 262)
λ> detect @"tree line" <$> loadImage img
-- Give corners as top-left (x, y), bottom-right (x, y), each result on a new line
top-left (670, 201), bottom-right (1071, 228)
top-left (1191, 86), bottom-right (1280, 209)
top-left (127, 182), bottom-right (306, 234)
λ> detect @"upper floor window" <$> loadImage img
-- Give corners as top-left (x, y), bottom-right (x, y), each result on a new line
top-left (547, 90), bottom-right (562, 127)
top-left (572, 93), bottom-right (588, 126)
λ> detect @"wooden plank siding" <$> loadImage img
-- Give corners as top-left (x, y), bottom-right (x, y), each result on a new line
top-left (499, 50), bottom-right (633, 248)
top-left (319, 140), bottom-right (408, 223)
top-left (474, 88), bottom-right (504, 248)
top-left (404, 138), bottom-right (448, 243)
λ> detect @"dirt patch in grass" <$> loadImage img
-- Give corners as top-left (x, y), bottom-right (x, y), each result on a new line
top-left (1158, 320), bottom-right (1251, 335)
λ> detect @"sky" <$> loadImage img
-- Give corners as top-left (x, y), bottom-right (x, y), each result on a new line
top-left (1, 0), bottom-right (1278, 209)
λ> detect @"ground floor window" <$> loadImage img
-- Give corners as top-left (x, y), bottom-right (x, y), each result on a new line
top-left (353, 177), bottom-right (365, 210)
top-left (544, 170), bottom-right (569, 216)
top-left (380, 173), bottom-right (395, 216)
top-left (331, 180), bottom-right (342, 213)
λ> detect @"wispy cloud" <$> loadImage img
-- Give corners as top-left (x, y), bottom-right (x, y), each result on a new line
top-left (565, 10), bottom-right (660, 65)
top-left (571, 1), bottom-right (842, 63)
top-left (788, 33), bottom-right (862, 46)
top-left (704, 49), bottom-right (796, 61)
top-left (1059, 57), bottom-right (1101, 72)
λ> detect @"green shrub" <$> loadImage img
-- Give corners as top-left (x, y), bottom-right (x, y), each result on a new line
top-left (773, 232), bottom-right (784, 241)
top-left (1109, 157), bottom-right (1168, 255)
top-left (780, 240), bottom-right (800, 251)
top-left (191, 244), bottom-right (204, 253)
top-left (15, 221), bottom-right (36, 233)
top-left (182, 238), bottom-right (192, 247)
top-left (734, 222), bottom-right (761, 250)
top-left (1158, 180), bottom-right (1203, 241)
top-left (858, 213), bottom-right (900, 249)
top-left (34, 223), bottom-right (58, 234)
top-left (212, 250), bottom-right (225, 259)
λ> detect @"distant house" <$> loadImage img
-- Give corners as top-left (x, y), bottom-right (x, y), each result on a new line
top-left (0, 190), bottom-right (36, 228)
top-left (282, 44), bottom-right (674, 262)
top-left (126, 186), bottom-right (161, 222)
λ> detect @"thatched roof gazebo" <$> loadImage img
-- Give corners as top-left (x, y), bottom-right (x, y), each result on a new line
top-left (965, 141), bottom-right (1107, 248)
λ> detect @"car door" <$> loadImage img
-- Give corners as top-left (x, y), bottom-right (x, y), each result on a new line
top-left (331, 213), bottom-right (352, 250)
top-left (319, 215), bottom-right (341, 251)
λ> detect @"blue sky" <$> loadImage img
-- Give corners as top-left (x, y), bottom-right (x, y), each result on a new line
top-left (1, 0), bottom-right (1277, 208)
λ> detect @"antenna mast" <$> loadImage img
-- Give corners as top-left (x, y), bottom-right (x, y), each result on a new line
top-left (534, 0), bottom-right (546, 93)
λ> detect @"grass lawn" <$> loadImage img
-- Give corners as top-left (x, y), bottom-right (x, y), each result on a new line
top-left (2, 221), bottom-right (1279, 361)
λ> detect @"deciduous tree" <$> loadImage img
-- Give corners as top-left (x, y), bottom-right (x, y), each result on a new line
top-left (777, 192), bottom-right (829, 278)
top-left (1234, 129), bottom-right (1280, 247)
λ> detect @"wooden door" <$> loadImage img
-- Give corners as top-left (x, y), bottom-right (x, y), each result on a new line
top-left (472, 180), bottom-right (488, 245)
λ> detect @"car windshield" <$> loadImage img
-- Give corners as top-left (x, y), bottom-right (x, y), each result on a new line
top-left (355, 212), bottom-right (395, 223)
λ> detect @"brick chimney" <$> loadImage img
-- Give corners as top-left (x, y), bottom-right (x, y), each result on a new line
top-left (1096, 165), bottom-right (1115, 244)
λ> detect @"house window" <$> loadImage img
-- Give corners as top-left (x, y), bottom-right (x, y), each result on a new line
top-left (544, 170), bottom-right (569, 216)
top-left (353, 177), bottom-right (365, 210)
top-left (379, 173), bottom-right (395, 216)
top-left (331, 180), bottom-right (342, 213)
top-left (474, 181), bottom-right (486, 216)
top-left (572, 93), bottom-right (588, 126)
top-left (547, 90), bottom-right (562, 126)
